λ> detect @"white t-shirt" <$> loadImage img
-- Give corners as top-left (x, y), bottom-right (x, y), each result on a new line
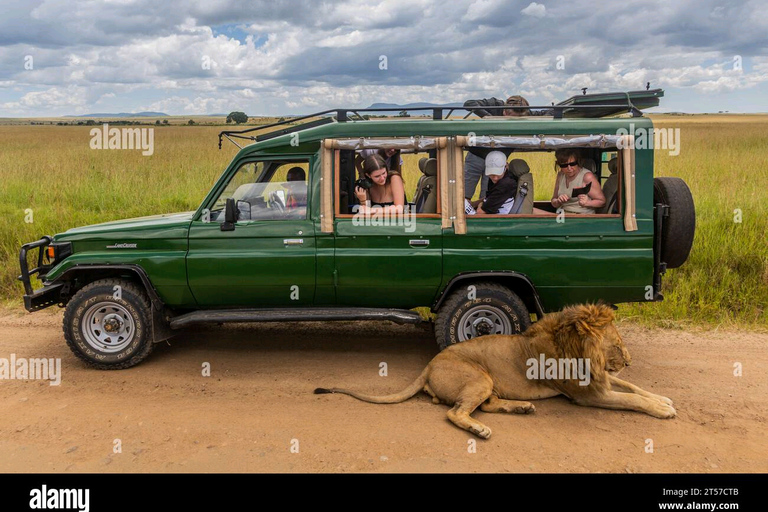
top-left (497, 197), bottom-right (515, 214)
top-left (464, 197), bottom-right (514, 215)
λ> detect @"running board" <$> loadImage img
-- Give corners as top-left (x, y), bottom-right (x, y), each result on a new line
top-left (169, 307), bottom-right (425, 330)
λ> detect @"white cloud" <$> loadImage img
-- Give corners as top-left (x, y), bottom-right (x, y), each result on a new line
top-left (464, 0), bottom-right (505, 21)
top-left (1, 85), bottom-right (86, 113)
top-left (0, 0), bottom-right (767, 116)
top-left (521, 2), bottom-right (546, 18)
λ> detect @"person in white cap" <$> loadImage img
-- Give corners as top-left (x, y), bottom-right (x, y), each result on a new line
top-left (468, 151), bottom-right (518, 215)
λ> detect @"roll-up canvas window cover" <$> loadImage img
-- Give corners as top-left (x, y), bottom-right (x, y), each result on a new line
top-left (320, 139), bottom-right (335, 233)
top-left (325, 137), bottom-right (438, 151)
top-left (454, 134), bottom-right (622, 149)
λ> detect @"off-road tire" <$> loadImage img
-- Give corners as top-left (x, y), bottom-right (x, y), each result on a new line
top-left (653, 177), bottom-right (695, 269)
top-left (63, 279), bottom-right (154, 369)
top-left (434, 282), bottom-right (530, 351)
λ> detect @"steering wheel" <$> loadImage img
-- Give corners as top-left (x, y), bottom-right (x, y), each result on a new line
top-left (268, 191), bottom-right (286, 215)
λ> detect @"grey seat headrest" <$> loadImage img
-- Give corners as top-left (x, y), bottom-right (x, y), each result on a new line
top-left (608, 157), bottom-right (618, 175)
top-left (418, 157), bottom-right (428, 173)
top-left (508, 159), bottom-right (530, 179)
top-left (423, 158), bottom-right (437, 177)
top-left (581, 158), bottom-right (596, 172)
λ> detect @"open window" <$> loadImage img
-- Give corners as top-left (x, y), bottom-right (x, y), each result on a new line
top-left (456, 134), bottom-right (631, 225)
top-left (209, 159), bottom-right (309, 222)
top-left (322, 138), bottom-right (443, 219)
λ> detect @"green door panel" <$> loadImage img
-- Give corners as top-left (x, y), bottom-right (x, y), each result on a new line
top-left (443, 217), bottom-right (654, 312)
top-left (187, 220), bottom-right (316, 306)
top-left (334, 217), bottom-right (443, 308)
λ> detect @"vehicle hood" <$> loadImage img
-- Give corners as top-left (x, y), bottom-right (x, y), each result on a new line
top-left (53, 211), bottom-right (194, 242)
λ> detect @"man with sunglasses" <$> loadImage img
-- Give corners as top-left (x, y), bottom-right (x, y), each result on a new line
top-left (550, 149), bottom-right (606, 214)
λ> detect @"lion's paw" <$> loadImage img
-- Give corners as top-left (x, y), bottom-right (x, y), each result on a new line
top-left (471, 425), bottom-right (492, 439)
top-left (656, 403), bottom-right (677, 419)
top-left (657, 395), bottom-right (674, 406)
top-left (515, 403), bottom-right (536, 414)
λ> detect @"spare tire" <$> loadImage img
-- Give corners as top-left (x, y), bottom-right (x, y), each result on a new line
top-left (653, 177), bottom-right (695, 269)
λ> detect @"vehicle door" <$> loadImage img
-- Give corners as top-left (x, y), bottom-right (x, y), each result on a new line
top-left (186, 157), bottom-right (316, 306)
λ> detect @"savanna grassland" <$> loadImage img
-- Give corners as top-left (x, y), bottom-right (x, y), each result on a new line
top-left (1, 115), bottom-right (766, 327)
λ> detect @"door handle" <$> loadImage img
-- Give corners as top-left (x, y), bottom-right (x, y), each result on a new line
top-left (409, 239), bottom-right (429, 247)
top-left (283, 238), bottom-right (304, 246)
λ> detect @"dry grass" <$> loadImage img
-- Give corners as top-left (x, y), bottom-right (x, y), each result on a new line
top-left (1, 115), bottom-right (766, 327)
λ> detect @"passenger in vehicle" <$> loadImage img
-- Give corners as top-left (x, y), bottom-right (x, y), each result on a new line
top-left (286, 167), bottom-right (305, 182)
top-left (354, 154), bottom-right (406, 214)
top-left (463, 95), bottom-right (531, 117)
top-left (462, 95), bottom-right (530, 201)
top-left (464, 146), bottom-right (512, 203)
top-left (355, 148), bottom-right (403, 176)
top-left (550, 149), bottom-right (606, 214)
top-left (284, 166), bottom-right (307, 210)
top-left (468, 151), bottom-right (517, 215)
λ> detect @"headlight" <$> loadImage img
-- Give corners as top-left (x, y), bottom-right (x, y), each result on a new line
top-left (45, 242), bottom-right (72, 266)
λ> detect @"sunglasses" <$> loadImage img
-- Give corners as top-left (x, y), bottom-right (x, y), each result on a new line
top-left (558, 160), bottom-right (579, 169)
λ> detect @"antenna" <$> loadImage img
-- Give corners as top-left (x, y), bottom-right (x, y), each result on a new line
top-left (581, 87), bottom-right (588, 95)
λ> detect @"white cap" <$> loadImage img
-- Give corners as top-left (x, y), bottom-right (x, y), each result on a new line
top-left (484, 151), bottom-right (507, 176)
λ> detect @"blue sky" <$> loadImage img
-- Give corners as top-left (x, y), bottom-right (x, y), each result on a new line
top-left (1, 0), bottom-right (766, 117)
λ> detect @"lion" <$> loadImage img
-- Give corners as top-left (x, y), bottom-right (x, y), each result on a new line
top-left (315, 303), bottom-right (675, 438)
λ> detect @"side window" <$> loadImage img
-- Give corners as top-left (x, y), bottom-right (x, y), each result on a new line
top-left (335, 148), bottom-right (440, 215)
top-left (210, 160), bottom-right (309, 222)
top-left (266, 162), bottom-right (309, 219)
top-left (462, 146), bottom-right (621, 216)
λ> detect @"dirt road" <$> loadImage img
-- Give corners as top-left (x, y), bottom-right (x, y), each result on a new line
top-left (1, 310), bottom-right (766, 473)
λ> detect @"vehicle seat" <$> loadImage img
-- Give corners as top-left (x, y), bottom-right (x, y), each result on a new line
top-left (581, 157), bottom-right (597, 173)
top-left (508, 159), bottom-right (534, 214)
top-left (413, 158), bottom-right (438, 213)
top-left (600, 157), bottom-right (619, 214)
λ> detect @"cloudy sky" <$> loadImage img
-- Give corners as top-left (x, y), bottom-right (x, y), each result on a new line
top-left (1, 0), bottom-right (766, 117)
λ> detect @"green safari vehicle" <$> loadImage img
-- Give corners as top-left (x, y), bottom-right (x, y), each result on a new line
top-left (19, 90), bottom-right (695, 369)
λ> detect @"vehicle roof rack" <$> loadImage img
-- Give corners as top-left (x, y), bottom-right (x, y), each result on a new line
top-left (218, 89), bottom-right (663, 149)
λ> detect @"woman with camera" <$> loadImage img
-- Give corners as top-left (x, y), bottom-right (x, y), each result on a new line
top-left (354, 153), bottom-right (406, 214)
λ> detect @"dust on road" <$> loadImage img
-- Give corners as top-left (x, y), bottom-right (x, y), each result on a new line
top-left (1, 310), bottom-right (766, 473)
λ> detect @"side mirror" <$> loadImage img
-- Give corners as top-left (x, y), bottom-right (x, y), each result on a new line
top-left (221, 198), bottom-right (236, 231)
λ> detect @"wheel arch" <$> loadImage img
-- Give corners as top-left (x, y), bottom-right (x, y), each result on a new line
top-left (50, 264), bottom-right (164, 310)
top-left (432, 271), bottom-right (546, 319)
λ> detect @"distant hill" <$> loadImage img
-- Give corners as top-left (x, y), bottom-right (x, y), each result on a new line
top-left (364, 102), bottom-right (463, 115)
top-left (65, 112), bottom-right (169, 118)
top-left (366, 102), bottom-right (463, 109)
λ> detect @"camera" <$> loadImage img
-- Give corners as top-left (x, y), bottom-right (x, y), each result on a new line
top-left (354, 177), bottom-right (373, 190)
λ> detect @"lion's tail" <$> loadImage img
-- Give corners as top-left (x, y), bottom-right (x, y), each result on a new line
top-left (314, 367), bottom-right (429, 404)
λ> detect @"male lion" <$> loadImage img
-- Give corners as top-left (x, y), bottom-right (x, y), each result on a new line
top-left (315, 303), bottom-right (675, 438)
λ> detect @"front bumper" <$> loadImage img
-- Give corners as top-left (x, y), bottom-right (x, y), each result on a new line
top-left (19, 236), bottom-right (64, 312)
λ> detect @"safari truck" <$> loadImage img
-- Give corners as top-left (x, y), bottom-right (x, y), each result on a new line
top-left (19, 89), bottom-right (695, 369)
